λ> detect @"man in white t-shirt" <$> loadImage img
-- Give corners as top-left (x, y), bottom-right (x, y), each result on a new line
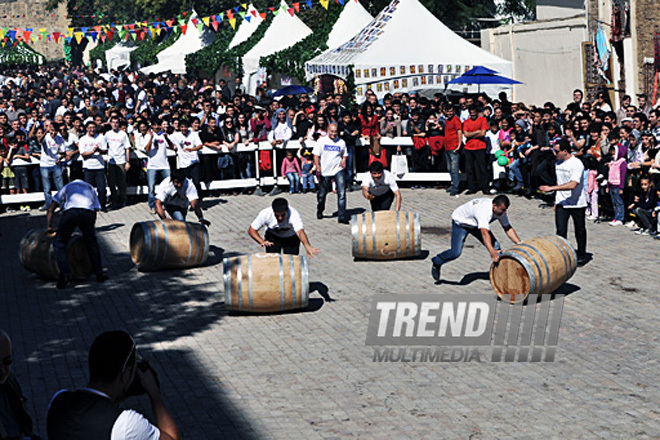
top-left (313, 123), bottom-right (350, 224)
top-left (361, 161), bottom-right (402, 211)
top-left (38, 121), bottom-right (66, 210)
top-left (47, 330), bottom-right (180, 440)
top-left (155, 169), bottom-right (210, 225)
top-left (248, 197), bottom-right (320, 256)
top-left (431, 195), bottom-right (521, 283)
top-left (136, 119), bottom-right (173, 213)
top-left (105, 116), bottom-right (132, 210)
top-left (169, 119), bottom-right (203, 201)
top-left (79, 120), bottom-right (109, 210)
top-left (46, 179), bottom-right (108, 289)
top-left (539, 139), bottom-right (588, 266)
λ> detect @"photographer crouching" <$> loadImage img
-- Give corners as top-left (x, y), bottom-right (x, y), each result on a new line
top-left (46, 331), bottom-right (179, 440)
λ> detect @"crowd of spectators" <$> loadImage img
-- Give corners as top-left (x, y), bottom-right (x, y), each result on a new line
top-left (0, 63), bottom-right (659, 238)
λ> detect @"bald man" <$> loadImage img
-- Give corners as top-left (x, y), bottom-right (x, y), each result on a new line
top-left (0, 330), bottom-right (38, 439)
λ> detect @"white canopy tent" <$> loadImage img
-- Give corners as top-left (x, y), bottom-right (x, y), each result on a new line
top-left (141, 11), bottom-right (215, 74)
top-left (105, 44), bottom-right (137, 71)
top-left (325, 0), bottom-right (373, 50)
top-left (242, 1), bottom-right (312, 96)
top-left (228, 4), bottom-right (264, 49)
top-left (305, 0), bottom-right (514, 100)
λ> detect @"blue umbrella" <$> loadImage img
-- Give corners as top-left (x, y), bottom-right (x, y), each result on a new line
top-left (273, 85), bottom-right (314, 97)
top-left (447, 66), bottom-right (522, 92)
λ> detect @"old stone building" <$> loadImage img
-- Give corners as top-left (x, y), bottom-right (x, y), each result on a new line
top-left (0, 0), bottom-right (68, 61)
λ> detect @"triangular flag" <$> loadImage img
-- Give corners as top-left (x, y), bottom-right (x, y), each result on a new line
top-left (260, 12), bottom-right (267, 20)
top-left (242, 3), bottom-right (247, 9)
top-left (130, 31), bottom-right (136, 40)
top-left (80, 26), bottom-right (88, 35)
top-left (89, 31), bottom-right (98, 42)
top-left (67, 27), bottom-right (73, 37)
top-left (287, 8), bottom-right (294, 16)
top-left (293, 3), bottom-right (300, 12)
top-left (180, 24), bottom-right (188, 34)
top-left (166, 19), bottom-right (174, 27)
top-left (74, 31), bottom-right (84, 44)
top-left (245, 15), bottom-right (251, 22)
top-left (202, 16), bottom-right (210, 26)
top-left (305, 0), bottom-right (312, 9)
top-left (53, 31), bottom-right (61, 43)
top-left (211, 20), bottom-right (219, 31)
top-left (239, 11), bottom-right (246, 19)
top-left (196, 22), bottom-right (203, 32)
top-left (100, 34), bottom-right (106, 42)
top-left (337, 0), bottom-right (344, 4)
top-left (178, 18), bottom-right (186, 26)
top-left (229, 18), bottom-right (236, 29)
top-left (251, 10), bottom-right (258, 17)
top-left (106, 29), bottom-right (114, 40)
top-left (23, 30), bottom-right (31, 41)
top-left (320, 0), bottom-right (329, 9)
top-left (191, 18), bottom-right (198, 26)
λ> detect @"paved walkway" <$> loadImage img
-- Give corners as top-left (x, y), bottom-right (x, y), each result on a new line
top-left (1, 189), bottom-right (658, 439)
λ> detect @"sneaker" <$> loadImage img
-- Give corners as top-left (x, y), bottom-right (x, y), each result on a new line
top-left (609, 220), bottom-right (623, 226)
top-left (150, 207), bottom-right (156, 215)
top-left (268, 187), bottom-right (283, 196)
top-left (38, 204), bottom-right (48, 211)
top-left (6, 207), bottom-right (16, 213)
top-left (254, 187), bottom-right (266, 196)
top-left (577, 256), bottom-right (589, 267)
top-left (316, 211), bottom-right (323, 220)
top-left (465, 190), bottom-right (478, 195)
top-left (586, 215), bottom-right (598, 221)
top-left (596, 174), bottom-right (604, 181)
top-left (431, 263), bottom-right (441, 282)
top-left (338, 217), bottom-right (350, 225)
top-left (624, 221), bottom-right (637, 228)
top-left (600, 180), bottom-right (608, 187)
top-left (652, 233), bottom-right (660, 240)
top-left (448, 190), bottom-right (460, 197)
top-left (635, 229), bottom-right (650, 236)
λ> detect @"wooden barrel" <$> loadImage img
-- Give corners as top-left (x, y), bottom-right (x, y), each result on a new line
top-left (351, 211), bottom-right (421, 260)
top-left (129, 219), bottom-right (209, 271)
top-left (223, 253), bottom-right (309, 313)
top-left (18, 230), bottom-right (92, 280)
top-left (490, 235), bottom-right (577, 303)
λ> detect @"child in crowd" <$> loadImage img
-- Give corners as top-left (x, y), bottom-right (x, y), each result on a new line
top-left (607, 143), bottom-right (628, 226)
top-left (507, 131), bottom-right (532, 193)
top-left (281, 150), bottom-right (301, 194)
top-left (299, 150), bottom-right (316, 193)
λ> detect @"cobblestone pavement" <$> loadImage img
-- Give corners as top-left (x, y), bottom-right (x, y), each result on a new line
top-left (1, 188), bottom-right (659, 439)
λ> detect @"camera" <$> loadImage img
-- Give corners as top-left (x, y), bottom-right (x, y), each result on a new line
top-left (126, 359), bottom-right (160, 397)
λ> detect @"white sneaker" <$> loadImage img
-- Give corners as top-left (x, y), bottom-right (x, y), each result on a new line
top-left (609, 220), bottom-right (623, 226)
top-left (586, 215), bottom-right (597, 221)
top-left (624, 221), bottom-right (637, 228)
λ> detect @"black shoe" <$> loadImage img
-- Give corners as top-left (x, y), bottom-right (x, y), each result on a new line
top-left (268, 187), bottom-right (283, 196)
top-left (465, 190), bottom-right (478, 195)
top-left (56, 276), bottom-right (70, 290)
top-left (317, 211), bottom-right (323, 220)
top-left (577, 256), bottom-right (589, 267)
top-left (338, 217), bottom-right (350, 225)
top-left (254, 187), bottom-right (266, 196)
top-left (431, 263), bottom-right (441, 282)
top-left (96, 274), bottom-right (109, 283)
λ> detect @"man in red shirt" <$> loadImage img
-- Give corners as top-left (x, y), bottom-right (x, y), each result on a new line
top-left (462, 105), bottom-right (489, 194)
top-left (443, 104), bottom-right (463, 195)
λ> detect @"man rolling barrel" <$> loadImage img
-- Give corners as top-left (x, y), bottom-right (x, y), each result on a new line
top-left (361, 161), bottom-right (402, 212)
top-left (431, 195), bottom-right (521, 283)
top-left (155, 169), bottom-right (211, 226)
top-left (248, 198), bottom-right (320, 257)
top-left (46, 179), bottom-right (108, 289)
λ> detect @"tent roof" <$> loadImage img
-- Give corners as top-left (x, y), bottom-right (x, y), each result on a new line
top-left (141, 10), bottom-right (215, 74)
top-left (242, 1), bottom-right (312, 76)
top-left (106, 44), bottom-right (137, 55)
top-left (305, 0), bottom-right (512, 86)
top-left (228, 4), bottom-right (264, 49)
top-left (325, 0), bottom-right (373, 50)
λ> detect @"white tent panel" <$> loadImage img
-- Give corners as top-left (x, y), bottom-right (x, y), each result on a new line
top-left (141, 11), bottom-right (215, 74)
top-left (105, 44), bottom-right (137, 71)
top-left (305, 0), bottom-right (514, 99)
top-left (243, 1), bottom-right (312, 95)
top-left (228, 4), bottom-right (264, 49)
top-left (325, 0), bottom-right (373, 50)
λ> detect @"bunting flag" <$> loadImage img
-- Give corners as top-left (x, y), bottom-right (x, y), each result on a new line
top-left (320, 0), bottom-right (329, 9)
top-left (229, 18), bottom-right (237, 29)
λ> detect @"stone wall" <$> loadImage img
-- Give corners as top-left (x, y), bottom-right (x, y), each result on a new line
top-left (0, 0), bottom-right (68, 61)
top-left (634, 0), bottom-right (659, 94)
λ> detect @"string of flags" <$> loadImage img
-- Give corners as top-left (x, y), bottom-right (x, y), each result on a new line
top-left (0, 0), bottom-right (355, 48)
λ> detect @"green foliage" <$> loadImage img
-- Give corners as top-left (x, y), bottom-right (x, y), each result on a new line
top-left (131, 28), bottom-right (181, 67)
top-left (186, 14), bottom-right (273, 76)
top-left (0, 42), bottom-right (44, 66)
top-left (259, 3), bottom-right (342, 83)
top-left (498, 0), bottom-right (536, 22)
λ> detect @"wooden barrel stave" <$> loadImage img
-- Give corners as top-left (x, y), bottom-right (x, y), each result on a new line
top-left (490, 235), bottom-right (577, 303)
top-left (351, 211), bottom-right (421, 260)
top-left (130, 219), bottom-right (209, 271)
top-left (223, 253), bottom-right (309, 313)
top-left (18, 230), bottom-right (92, 280)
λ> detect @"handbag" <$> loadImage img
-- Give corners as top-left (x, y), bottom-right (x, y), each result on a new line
top-left (390, 153), bottom-right (409, 176)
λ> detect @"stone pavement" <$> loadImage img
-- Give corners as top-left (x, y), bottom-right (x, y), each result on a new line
top-left (1, 188), bottom-right (659, 439)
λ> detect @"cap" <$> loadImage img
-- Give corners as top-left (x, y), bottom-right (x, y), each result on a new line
top-left (621, 117), bottom-right (633, 123)
top-left (306, 106), bottom-right (316, 115)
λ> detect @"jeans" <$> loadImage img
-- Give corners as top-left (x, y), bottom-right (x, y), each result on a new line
top-left (432, 220), bottom-right (500, 266)
top-left (509, 159), bottom-right (523, 186)
top-left (217, 154), bottom-right (236, 180)
top-left (609, 187), bottom-right (624, 221)
top-left (301, 172), bottom-right (315, 191)
top-left (147, 169), bottom-right (170, 209)
top-left (317, 169), bottom-right (347, 221)
top-left (444, 149), bottom-right (460, 191)
top-left (54, 208), bottom-right (103, 278)
top-left (346, 145), bottom-right (355, 183)
top-left (464, 149), bottom-right (489, 192)
top-left (13, 166), bottom-right (29, 191)
top-left (285, 172), bottom-right (299, 193)
top-left (84, 169), bottom-right (107, 208)
top-left (40, 165), bottom-right (64, 207)
top-left (30, 166), bottom-right (42, 192)
top-left (107, 163), bottom-right (127, 207)
top-left (555, 205), bottom-right (587, 259)
top-left (633, 207), bottom-right (654, 231)
top-left (165, 204), bottom-right (186, 221)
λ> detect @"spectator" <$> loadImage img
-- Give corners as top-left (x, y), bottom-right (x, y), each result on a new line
top-left (463, 105), bottom-right (489, 194)
top-left (313, 123), bottom-right (349, 224)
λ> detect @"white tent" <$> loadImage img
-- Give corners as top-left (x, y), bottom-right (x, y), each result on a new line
top-left (141, 11), bottom-right (215, 74)
top-left (325, 0), bottom-right (373, 50)
top-left (305, 0), bottom-right (514, 100)
top-left (242, 1), bottom-right (312, 95)
top-left (228, 4), bottom-right (264, 49)
top-left (105, 44), bottom-right (137, 71)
